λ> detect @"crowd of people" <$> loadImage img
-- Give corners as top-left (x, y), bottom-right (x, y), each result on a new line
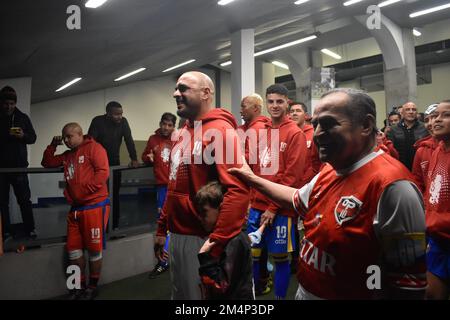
top-left (0, 70), bottom-right (449, 300)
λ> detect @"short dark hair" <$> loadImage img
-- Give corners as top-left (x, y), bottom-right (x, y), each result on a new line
top-left (322, 88), bottom-right (377, 137)
top-left (288, 101), bottom-right (307, 113)
top-left (388, 111), bottom-right (400, 118)
top-left (266, 84), bottom-right (289, 98)
top-left (106, 101), bottom-right (122, 113)
top-left (194, 181), bottom-right (226, 217)
top-left (160, 112), bottom-right (177, 126)
top-left (1, 86), bottom-right (17, 103)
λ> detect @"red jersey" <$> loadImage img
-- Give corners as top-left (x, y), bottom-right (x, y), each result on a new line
top-left (156, 108), bottom-right (249, 257)
top-left (292, 150), bottom-right (426, 299)
top-left (41, 136), bottom-right (109, 206)
top-left (425, 141), bottom-right (450, 241)
top-left (412, 136), bottom-right (439, 193)
top-left (253, 116), bottom-right (307, 217)
top-left (301, 124), bottom-right (320, 184)
top-left (142, 129), bottom-right (173, 186)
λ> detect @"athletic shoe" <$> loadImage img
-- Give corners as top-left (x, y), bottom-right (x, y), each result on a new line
top-left (28, 231), bottom-right (37, 240)
top-left (148, 263), bottom-right (169, 279)
top-left (79, 287), bottom-right (98, 300)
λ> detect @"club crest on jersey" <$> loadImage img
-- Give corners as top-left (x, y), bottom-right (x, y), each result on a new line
top-left (78, 155), bottom-right (85, 164)
top-left (334, 196), bottom-right (363, 225)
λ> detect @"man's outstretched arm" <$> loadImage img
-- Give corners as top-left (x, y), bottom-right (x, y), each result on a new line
top-left (228, 156), bottom-right (297, 211)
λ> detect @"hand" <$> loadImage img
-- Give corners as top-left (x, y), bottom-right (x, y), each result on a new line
top-left (10, 127), bottom-right (24, 139)
top-left (129, 160), bottom-right (139, 168)
top-left (51, 136), bottom-right (63, 147)
top-left (154, 235), bottom-right (167, 261)
top-left (261, 210), bottom-right (276, 227)
top-left (199, 238), bottom-right (216, 254)
top-left (227, 155), bottom-right (255, 185)
top-left (257, 220), bottom-right (268, 234)
top-left (146, 151), bottom-right (155, 163)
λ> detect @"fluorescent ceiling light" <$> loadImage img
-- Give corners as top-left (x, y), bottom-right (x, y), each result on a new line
top-left (85, 0), bottom-right (109, 8)
top-left (254, 35), bottom-right (317, 57)
top-left (272, 61), bottom-right (289, 70)
top-left (162, 59), bottom-right (196, 73)
top-left (378, 0), bottom-right (403, 8)
top-left (114, 68), bottom-right (146, 82)
top-left (294, 0), bottom-right (310, 4)
top-left (218, 0), bottom-right (236, 5)
top-left (413, 28), bottom-right (422, 37)
top-left (220, 35), bottom-right (316, 66)
top-left (321, 49), bottom-right (342, 60)
top-left (410, 3), bottom-right (450, 18)
top-left (56, 78), bottom-right (82, 92)
top-left (343, 0), bottom-right (367, 6)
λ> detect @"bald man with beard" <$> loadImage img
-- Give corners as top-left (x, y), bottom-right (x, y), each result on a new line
top-left (42, 123), bottom-right (110, 300)
top-left (155, 71), bottom-right (249, 299)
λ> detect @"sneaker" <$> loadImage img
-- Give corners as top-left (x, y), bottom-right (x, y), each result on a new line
top-left (79, 287), bottom-right (98, 300)
top-left (28, 231), bottom-right (37, 240)
top-left (67, 289), bottom-right (84, 300)
top-left (148, 263), bottom-right (168, 279)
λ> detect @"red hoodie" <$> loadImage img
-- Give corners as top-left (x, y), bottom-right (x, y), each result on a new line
top-left (252, 116), bottom-right (307, 217)
top-left (142, 129), bottom-right (174, 186)
top-left (412, 135), bottom-right (439, 193)
top-left (156, 108), bottom-right (249, 256)
top-left (41, 136), bottom-right (109, 206)
top-left (425, 141), bottom-right (450, 241)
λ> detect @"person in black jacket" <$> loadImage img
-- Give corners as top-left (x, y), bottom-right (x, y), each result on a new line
top-left (0, 86), bottom-right (37, 239)
top-left (194, 181), bottom-right (254, 300)
top-left (88, 101), bottom-right (138, 229)
top-left (387, 102), bottom-right (429, 170)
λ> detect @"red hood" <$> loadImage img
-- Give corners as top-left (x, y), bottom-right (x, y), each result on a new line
top-left (414, 135), bottom-right (437, 150)
top-left (302, 124), bottom-right (314, 134)
top-left (188, 108), bottom-right (238, 129)
top-left (271, 115), bottom-right (295, 129)
top-left (242, 115), bottom-right (270, 131)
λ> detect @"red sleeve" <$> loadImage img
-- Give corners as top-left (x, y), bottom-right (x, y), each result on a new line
top-left (142, 135), bottom-right (156, 164)
top-left (85, 143), bottom-right (110, 193)
top-left (385, 140), bottom-right (399, 159)
top-left (267, 131), bottom-right (307, 214)
top-left (412, 148), bottom-right (425, 193)
top-left (208, 128), bottom-right (250, 257)
top-left (41, 145), bottom-right (65, 168)
top-left (156, 208), bottom-right (168, 236)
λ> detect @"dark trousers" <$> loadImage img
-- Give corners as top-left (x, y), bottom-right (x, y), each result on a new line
top-left (0, 173), bottom-right (35, 235)
top-left (109, 170), bottom-right (121, 229)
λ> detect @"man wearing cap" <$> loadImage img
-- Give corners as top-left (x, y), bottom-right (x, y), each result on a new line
top-left (412, 104), bottom-right (439, 193)
top-left (0, 86), bottom-right (37, 240)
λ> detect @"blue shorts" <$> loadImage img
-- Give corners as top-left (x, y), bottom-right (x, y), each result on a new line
top-left (247, 208), bottom-right (295, 254)
top-left (157, 185), bottom-right (168, 211)
top-left (426, 237), bottom-right (450, 280)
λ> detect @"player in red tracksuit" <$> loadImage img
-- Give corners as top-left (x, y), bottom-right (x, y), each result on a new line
top-left (412, 104), bottom-right (439, 193)
top-left (154, 71), bottom-right (249, 300)
top-left (247, 84), bottom-right (307, 300)
top-left (230, 89), bottom-right (426, 300)
top-left (142, 112), bottom-right (177, 278)
top-left (41, 123), bottom-right (109, 300)
top-left (237, 94), bottom-right (272, 295)
top-left (424, 100), bottom-right (450, 300)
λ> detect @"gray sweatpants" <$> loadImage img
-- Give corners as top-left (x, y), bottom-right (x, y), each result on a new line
top-left (169, 233), bottom-right (205, 300)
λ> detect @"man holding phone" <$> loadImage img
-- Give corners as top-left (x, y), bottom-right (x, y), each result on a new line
top-left (0, 86), bottom-right (37, 241)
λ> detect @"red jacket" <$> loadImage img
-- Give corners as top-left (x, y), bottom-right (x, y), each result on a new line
top-left (301, 124), bottom-right (321, 184)
top-left (252, 116), bottom-right (308, 217)
top-left (142, 129), bottom-right (174, 186)
top-left (157, 108), bottom-right (249, 256)
top-left (412, 136), bottom-right (439, 193)
top-left (41, 136), bottom-right (109, 206)
top-left (425, 141), bottom-right (450, 241)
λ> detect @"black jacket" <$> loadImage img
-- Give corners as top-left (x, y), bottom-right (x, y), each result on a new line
top-left (387, 119), bottom-right (429, 170)
top-left (0, 107), bottom-right (36, 168)
top-left (198, 232), bottom-right (254, 300)
top-left (88, 115), bottom-right (137, 166)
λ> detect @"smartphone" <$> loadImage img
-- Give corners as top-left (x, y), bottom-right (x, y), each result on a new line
top-left (54, 136), bottom-right (64, 145)
top-left (9, 127), bottom-right (21, 134)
